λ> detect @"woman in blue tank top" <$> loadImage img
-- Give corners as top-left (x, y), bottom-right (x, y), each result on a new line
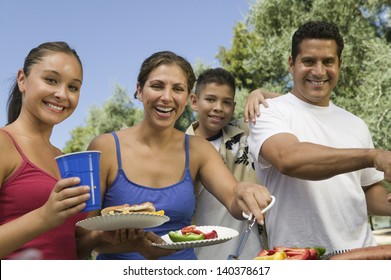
top-left (87, 51), bottom-right (272, 260)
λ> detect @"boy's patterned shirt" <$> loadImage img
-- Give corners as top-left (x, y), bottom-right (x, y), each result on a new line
top-left (186, 119), bottom-right (256, 183)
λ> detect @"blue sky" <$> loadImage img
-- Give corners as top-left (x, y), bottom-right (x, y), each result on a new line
top-left (0, 0), bottom-right (252, 149)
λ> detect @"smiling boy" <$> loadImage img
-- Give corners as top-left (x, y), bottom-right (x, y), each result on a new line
top-left (185, 68), bottom-right (264, 260)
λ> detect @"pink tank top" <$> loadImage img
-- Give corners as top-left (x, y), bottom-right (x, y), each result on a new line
top-left (0, 129), bottom-right (87, 259)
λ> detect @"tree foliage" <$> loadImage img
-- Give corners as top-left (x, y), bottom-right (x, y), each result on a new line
top-left (63, 84), bottom-right (143, 153)
top-left (63, 0), bottom-right (390, 151)
top-left (218, 0), bottom-right (391, 150)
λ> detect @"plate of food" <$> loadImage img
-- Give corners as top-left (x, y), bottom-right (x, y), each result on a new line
top-left (152, 225), bottom-right (239, 249)
top-left (76, 202), bottom-right (169, 231)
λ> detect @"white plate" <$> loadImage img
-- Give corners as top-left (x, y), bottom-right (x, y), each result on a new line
top-left (76, 213), bottom-right (170, 231)
top-left (152, 226), bottom-right (239, 249)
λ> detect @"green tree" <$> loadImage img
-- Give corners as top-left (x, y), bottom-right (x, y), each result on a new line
top-left (63, 84), bottom-right (143, 153)
top-left (218, 0), bottom-right (391, 150)
top-left (175, 105), bottom-right (195, 132)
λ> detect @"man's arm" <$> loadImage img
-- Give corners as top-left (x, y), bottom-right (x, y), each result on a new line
top-left (365, 182), bottom-right (391, 216)
top-left (261, 132), bottom-right (381, 180)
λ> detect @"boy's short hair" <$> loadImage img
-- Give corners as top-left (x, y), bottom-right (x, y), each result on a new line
top-left (195, 68), bottom-right (236, 96)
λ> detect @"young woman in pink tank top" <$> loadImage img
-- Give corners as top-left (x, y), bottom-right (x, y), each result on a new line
top-left (0, 42), bottom-right (103, 260)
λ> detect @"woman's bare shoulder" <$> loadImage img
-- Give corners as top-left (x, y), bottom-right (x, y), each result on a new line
top-left (88, 132), bottom-right (118, 174)
top-left (0, 129), bottom-right (18, 155)
top-left (88, 132), bottom-right (115, 150)
top-left (188, 134), bottom-right (210, 147)
top-left (188, 134), bottom-right (219, 160)
top-left (0, 129), bottom-right (21, 185)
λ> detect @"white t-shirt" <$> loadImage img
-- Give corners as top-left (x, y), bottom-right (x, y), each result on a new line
top-left (248, 93), bottom-right (383, 253)
top-left (194, 135), bottom-right (262, 260)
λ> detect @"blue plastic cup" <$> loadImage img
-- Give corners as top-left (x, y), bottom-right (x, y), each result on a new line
top-left (55, 151), bottom-right (101, 212)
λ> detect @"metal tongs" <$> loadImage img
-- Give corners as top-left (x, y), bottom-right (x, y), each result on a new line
top-left (227, 195), bottom-right (276, 260)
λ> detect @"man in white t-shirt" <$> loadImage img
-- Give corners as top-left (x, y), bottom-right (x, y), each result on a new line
top-left (248, 21), bottom-right (391, 254)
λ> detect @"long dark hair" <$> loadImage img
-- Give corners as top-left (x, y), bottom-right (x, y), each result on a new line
top-left (6, 42), bottom-right (83, 124)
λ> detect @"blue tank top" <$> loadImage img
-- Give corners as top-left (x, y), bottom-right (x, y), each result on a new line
top-left (97, 132), bottom-right (196, 260)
